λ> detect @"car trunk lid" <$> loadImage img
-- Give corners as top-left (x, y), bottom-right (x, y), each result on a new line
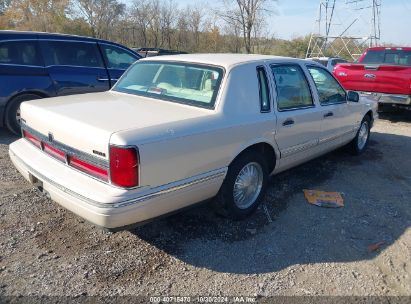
top-left (20, 91), bottom-right (212, 160)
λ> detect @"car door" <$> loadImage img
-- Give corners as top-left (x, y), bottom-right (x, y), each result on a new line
top-left (98, 43), bottom-right (139, 87)
top-left (306, 65), bottom-right (356, 147)
top-left (40, 40), bottom-right (110, 96)
top-left (271, 63), bottom-right (322, 166)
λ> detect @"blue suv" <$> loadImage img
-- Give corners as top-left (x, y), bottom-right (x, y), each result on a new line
top-left (0, 31), bottom-right (141, 134)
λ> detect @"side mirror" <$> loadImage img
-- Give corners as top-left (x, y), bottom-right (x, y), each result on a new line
top-left (347, 91), bottom-right (359, 102)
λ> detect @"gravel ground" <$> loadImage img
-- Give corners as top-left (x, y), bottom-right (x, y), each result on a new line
top-left (0, 112), bottom-right (410, 299)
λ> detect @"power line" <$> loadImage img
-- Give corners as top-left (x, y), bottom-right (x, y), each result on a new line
top-left (306, 0), bottom-right (382, 60)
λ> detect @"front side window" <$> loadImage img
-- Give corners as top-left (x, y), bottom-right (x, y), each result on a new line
top-left (307, 66), bottom-right (346, 105)
top-left (256, 66), bottom-right (270, 112)
top-left (113, 61), bottom-right (224, 108)
top-left (101, 44), bottom-right (138, 69)
top-left (271, 64), bottom-right (313, 110)
top-left (0, 41), bottom-right (42, 66)
top-left (43, 41), bottom-right (103, 68)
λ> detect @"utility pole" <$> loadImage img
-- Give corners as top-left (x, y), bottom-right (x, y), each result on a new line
top-left (306, 0), bottom-right (382, 60)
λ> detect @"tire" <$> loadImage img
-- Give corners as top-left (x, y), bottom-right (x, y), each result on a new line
top-left (212, 151), bottom-right (269, 219)
top-left (5, 94), bottom-right (42, 135)
top-left (349, 115), bottom-right (371, 155)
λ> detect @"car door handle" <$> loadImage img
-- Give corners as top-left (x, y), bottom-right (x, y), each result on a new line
top-left (97, 77), bottom-right (109, 81)
top-left (282, 119), bottom-right (295, 126)
top-left (323, 112), bottom-right (334, 118)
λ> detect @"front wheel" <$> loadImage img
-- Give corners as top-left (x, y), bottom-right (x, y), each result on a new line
top-left (212, 151), bottom-right (268, 219)
top-left (349, 116), bottom-right (371, 155)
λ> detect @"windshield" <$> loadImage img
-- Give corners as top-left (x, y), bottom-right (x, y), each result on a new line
top-left (362, 49), bottom-right (411, 66)
top-left (113, 61), bottom-right (224, 109)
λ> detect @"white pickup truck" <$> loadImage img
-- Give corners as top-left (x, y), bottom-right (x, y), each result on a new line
top-left (9, 54), bottom-right (378, 229)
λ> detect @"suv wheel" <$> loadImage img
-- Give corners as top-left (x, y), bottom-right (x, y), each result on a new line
top-left (5, 94), bottom-right (42, 135)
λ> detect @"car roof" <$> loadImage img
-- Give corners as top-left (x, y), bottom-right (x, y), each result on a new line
top-left (306, 57), bottom-right (345, 60)
top-left (0, 30), bottom-right (138, 54)
top-left (141, 53), bottom-right (307, 69)
top-left (367, 46), bottom-right (411, 51)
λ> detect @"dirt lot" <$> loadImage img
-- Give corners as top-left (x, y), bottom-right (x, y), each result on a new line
top-left (0, 112), bottom-right (410, 299)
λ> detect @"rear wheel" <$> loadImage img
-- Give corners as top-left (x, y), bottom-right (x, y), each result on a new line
top-left (5, 94), bottom-right (42, 135)
top-left (349, 115), bottom-right (371, 155)
top-left (213, 151), bottom-right (268, 219)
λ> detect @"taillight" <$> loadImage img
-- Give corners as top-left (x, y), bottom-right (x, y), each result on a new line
top-left (68, 156), bottom-right (108, 181)
top-left (23, 130), bottom-right (42, 149)
top-left (43, 142), bottom-right (65, 162)
top-left (109, 146), bottom-right (139, 188)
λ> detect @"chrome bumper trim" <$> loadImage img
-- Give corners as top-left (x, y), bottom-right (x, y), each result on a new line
top-left (11, 151), bottom-right (226, 209)
top-left (360, 92), bottom-right (411, 105)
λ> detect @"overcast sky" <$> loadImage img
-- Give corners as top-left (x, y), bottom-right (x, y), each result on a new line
top-left (122, 0), bottom-right (411, 46)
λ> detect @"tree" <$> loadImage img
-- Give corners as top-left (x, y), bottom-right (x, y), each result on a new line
top-left (0, 0), bottom-right (11, 14)
top-left (75, 0), bottom-right (125, 39)
top-left (1, 0), bottom-right (71, 32)
top-left (218, 0), bottom-right (276, 53)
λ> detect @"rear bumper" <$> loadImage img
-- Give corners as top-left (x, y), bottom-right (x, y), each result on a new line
top-left (360, 92), bottom-right (411, 105)
top-left (9, 139), bottom-right (226, 229)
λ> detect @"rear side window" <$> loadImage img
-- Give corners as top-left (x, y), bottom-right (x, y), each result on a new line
top-left (362, 49), bottom-right (411, 66)
top-left (101, 44), bottom-right (138, 69)
top-left (0, 41), bottom-right (42, 66)
top-left (43, 41), bottom-right (103, 68)
top-left (256, 66), bottom-right (270, 112)
top-left (271, 64), bottom-right (313, 111)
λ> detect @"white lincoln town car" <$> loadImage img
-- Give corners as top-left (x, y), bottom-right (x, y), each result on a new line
top-left (9, 54), bottom-right (377, 229)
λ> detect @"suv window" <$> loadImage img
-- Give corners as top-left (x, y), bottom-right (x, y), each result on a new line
top-left (43, 41), bottom-right (103, 68)
top-left (256, 66), bottom-right (270, 112)
top-left (271, 64), bottom-right (313, 110)
top-left (101, 44), bottom-right (137, 69)
top-left (331, 59), bottom-right (347, 66)
top-left (307, 66), bottom-right (346, 104)
top-left (0, 41), bottom-right (42, 66)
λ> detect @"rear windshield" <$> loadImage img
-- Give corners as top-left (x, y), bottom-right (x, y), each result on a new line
top-left (362, 49), bottom-right (411, 66)
top-left (113, 61), bottom-right (224, 109)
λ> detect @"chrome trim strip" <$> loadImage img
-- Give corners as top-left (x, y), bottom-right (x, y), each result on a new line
top-left (12, 150), bottom-right (226, 209)
top-left (319, 129), bottom-right (356, 144)
top-left (22, 123), bottom-right (109, 169)
top-left (0, 63), bottom-right (44, 68)
top-left (114, 169), bottom-right (226, 208)
top-left (281, 139), bottom-right (318, 157)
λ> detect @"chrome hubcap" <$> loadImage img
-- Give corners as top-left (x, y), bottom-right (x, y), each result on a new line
top-left (16, 107), bottom-right (21, 125)
top-left (357, 121), bottom-right (369, 150)
top-left (233, 162), bottom-right (263, 209)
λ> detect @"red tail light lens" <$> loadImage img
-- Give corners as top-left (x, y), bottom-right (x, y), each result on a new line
top-left (23, 130), bottom-right (42, 149)
top-left (109, 146), bottom-right (139, 188)
top-left (43, 142), bottom-right (65, 162)
top-left (69, 156), bottom-right (108, 181)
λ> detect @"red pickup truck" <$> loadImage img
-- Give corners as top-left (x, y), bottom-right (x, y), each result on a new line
top-left (333, 47), bottom-right (411, 110)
